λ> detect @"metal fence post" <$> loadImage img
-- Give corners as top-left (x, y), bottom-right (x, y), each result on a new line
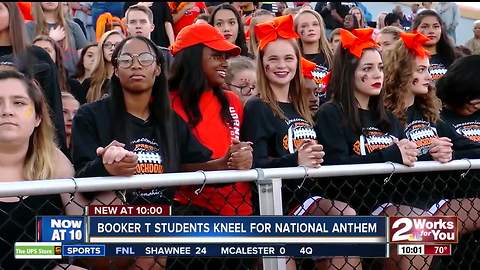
top-left (256, 169), bottom-right (286, 270)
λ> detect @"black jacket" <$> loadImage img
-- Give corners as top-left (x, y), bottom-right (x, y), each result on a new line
top-left (71, 97), bottom-right (211, 178)
top-left (20, 46), bottom-right (68, 155)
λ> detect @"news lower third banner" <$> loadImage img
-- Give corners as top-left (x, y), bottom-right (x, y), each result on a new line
top-left (24, 212), bottom-right (457, 258)
top-left (87, 216), bottom-right (386, 244)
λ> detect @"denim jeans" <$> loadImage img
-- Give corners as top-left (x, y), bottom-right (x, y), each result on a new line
top-left (447, 28), bottom-right (457, 44)
top-left (92, 2), bottom-right (125, 31)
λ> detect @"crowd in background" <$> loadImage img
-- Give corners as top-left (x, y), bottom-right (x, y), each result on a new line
top-left (1, 2), bottom-right (480, 270)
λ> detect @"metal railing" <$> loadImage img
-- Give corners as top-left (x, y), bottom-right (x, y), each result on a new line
top-left (1, 159), bottom-right (479, 270)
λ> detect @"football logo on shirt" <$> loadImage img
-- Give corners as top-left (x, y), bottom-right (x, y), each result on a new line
top-left (126, 138), bottom-right (165, 201)
top-left (353, 127), bottom-right (397, 155)
top-left (429, 63), bottom-right (447, 81)
top-left (282, 118), bottom-right (317, 153)
top-left (405, 120), bottom-right (438, 155)
top-left (131, 138), bottom-right (164, 174)
top-left (311, 64), bottom-right (329, 92)
top-left (454, 121), bottom-right (480, 142)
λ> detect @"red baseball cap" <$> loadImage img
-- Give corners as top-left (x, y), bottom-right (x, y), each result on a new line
top-left (170, 23), bottom-right (241, 56)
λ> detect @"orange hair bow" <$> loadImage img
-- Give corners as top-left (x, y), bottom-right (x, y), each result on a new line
top-left (340, 28), bottom-right (378, 58)
top-left (400, 32), bottom-right (430, 59)
top-left (255, 15), bottom-right (299, 50)
top-left (321, 71), bottom-right (332, 88)
top-left (96, 13), bottom-right (126, 41)
top-left (301, 58), bottom-right (316, 80)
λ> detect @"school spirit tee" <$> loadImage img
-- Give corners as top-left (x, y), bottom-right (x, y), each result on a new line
top-left (121, 113), bottom-right (208, 204)
top-left (405, 104), bottom-right (480, 160)
top-left (241, 97), bottom-right (317, 168)
top-left (304, 53), bottom-right (330, 103)
top-left (429, 54), bottom-right (449, 82)
top-left (441, 108), bottom-right (480, 143)
top-left (315, 102), bottom-right (405, 165)
top-left (72, 97), bottom-right (212, 203)
top-left (170, 90), bottom-right (253, 215)
top-left (241, 97), bottom-right (317, 212)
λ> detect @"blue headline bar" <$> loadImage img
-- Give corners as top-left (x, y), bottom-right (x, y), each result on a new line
top-left (89, 216), bottom-right (385, 237)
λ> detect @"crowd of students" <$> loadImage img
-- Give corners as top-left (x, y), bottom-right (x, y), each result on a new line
top-left (0, 2), bottom-right (479, 270)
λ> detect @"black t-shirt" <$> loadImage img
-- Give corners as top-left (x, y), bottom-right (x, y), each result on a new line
top-left (241, 97), bottom-right (317, 212)
top-left (429, 54), bottom-right (449, 82)
top-left (405, 104), bottom-right (480, 160)
top-left (331, 2), bottom-right (355, 17)
top-left (441, 108), bottom-right (480, 144)
top-left (241, 97), bottom-right (317, 168)
top-left (405, 106), bottom-right (439, 157)
top-left (121, 113), bottom-right (211, 204)
top-left (72, 97), bottom-right (212, 203)
top-left (68, 77), bottom-right (87, 105)
top-left (0, 45), bottom-right (13, 58)
top-left (0, 194), bottom-right (63, 270)
top-left (80, 78), bottom-right (111, 102)
top-left (3, 46), bottom-right (68, 157)
top-left (315, 102), bottom-right (404, 165)
top-left (304, 53), bottom-right (328, 68)
top-left (304, 53), bottom-right (330, 104)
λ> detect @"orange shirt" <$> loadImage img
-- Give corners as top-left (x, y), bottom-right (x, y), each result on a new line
top-left (170, 90), bottom-right (252, 215)
top-left (17, 2), bottom-right (32, 21)
top-left (171, 2), bottom-right (207, 36)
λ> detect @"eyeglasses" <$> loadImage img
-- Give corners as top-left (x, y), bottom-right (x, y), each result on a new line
top-left (227, 83), bottom-right (256, 96)
top-left (116, 52), bottom-right (156, 68)
top-left (103, 42), bottom-right (121, 50)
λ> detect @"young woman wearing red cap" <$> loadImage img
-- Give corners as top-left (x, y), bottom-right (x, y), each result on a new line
top-left (169, 23), bottom-right (254, 217)
top-left (379, 32), bottom-right (480, 270)
top-left (72, 34), bottom-right (253, 269)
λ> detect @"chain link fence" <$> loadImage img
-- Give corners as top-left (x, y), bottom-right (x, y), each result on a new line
top-left (0, 161), bottom-right (479, 270)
